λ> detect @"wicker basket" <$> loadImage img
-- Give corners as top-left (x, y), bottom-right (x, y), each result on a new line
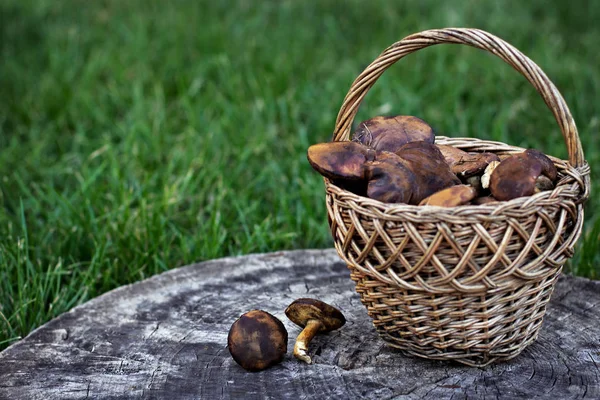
top-left (325, 28), bottom-right (591, 367)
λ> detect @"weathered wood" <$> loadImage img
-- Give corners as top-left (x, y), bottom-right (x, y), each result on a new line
top-left (0, 249), bottom-right (598, 399)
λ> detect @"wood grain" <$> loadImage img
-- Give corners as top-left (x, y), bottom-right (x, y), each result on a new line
top-left (0, 249), bottom-right (598, 399)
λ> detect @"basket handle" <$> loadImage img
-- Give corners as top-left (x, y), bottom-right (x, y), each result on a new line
top-left (332, 28), bottom-right (585, 168)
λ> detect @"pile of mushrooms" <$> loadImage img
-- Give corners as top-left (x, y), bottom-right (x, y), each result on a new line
top-left (227, 299), bottom-right (346, 372)
top-left (308, 115), bottom-right (559, 206)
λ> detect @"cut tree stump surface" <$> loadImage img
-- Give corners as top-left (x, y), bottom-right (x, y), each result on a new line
top-left (0, 249), bottom-right (599, 399)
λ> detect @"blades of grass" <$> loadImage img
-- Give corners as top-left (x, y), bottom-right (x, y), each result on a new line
top-left (1, 0), bottom-right (598, 350)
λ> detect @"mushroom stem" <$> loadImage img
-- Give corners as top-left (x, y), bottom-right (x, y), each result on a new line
top-left (293, 319), bottom-right (323, 364)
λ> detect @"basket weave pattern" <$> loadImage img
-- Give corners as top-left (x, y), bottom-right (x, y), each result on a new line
top-left (325, 29), bottom-right (590, 366)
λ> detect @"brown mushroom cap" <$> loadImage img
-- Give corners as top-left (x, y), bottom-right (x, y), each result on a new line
top-left (489, 155), bottom-right (543, 201)
top-left (419, 185), bottom-right (477, 207)
top-left (437, 145), bottom-right (500, 177)
top-left (285, 298), bottom-right (346, 332)
top-left (227, 310), bottom-right (288, 372)
top-left (524, 149), bottom-right (558, 181)
top-left (472, 196), bottom-right (500, 205)
top-left (395, 141), bottom-right (461, 204)
top-left (307, 141), bottom-right (376, 181)
top-left (353, 115), bottom-right (435, 153)
top-left (452, 152), bottom-right (500, 178)
top-left (498, 153), bottom-right (515, 161)
top-left (489, 150), bottom-right (558, 201)
top-left (364, 152), bottom-right (417, 204)
top-left (436, 145), bottom-right (469, 167)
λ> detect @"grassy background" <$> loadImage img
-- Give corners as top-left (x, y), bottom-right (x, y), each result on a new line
top-left (1, 0), bottom-right (598, 348)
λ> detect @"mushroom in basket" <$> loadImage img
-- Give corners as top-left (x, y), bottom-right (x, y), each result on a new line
top-left (307, 114), bottom-right (559, 206)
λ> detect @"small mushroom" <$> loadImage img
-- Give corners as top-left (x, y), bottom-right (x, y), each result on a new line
top-left (419, 185), bottom-right (477, 207)
top-left (353, 115), bottom-right (435, 153)
top-left (228, 310), bottom-right (288, 372)
top-left (285, 298), bottom-right (346, 364)
top-left (307, 141), bottom-right (376, 181)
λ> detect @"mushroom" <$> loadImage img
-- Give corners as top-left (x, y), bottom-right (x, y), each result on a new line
top-left (498, 153), bottom-right (514, 161)
top-left (481, 160), bottom-right (500, 189)
top-left (419, 185), bottom-right (477, 207)
top-left (524, 149), bottom-right (558, 181)
top-left (489, 151), bottom-right (557, 201)
top-left (436, 145), bottom-right (499, 178)
top-left (285, 298), bottom-right (346, 364)
top-left (363, 143), bottom-right (460, 205)
top-left (452, 152), bottom-right (500, 178)
top-left (394, 141), bottom-right (461, 203)
top-left (364, 152), bottom-right (417, 204)
top-left (352, 115), bottom-right (435, 153)
top-left (490, 155), bottom-right (540, 200)
top-left (227, 310), bottom-right (288, 372)
top-left (307, 141), bottom-right (376, 181)
top-left (472, 196), bottom-right (500, 205)
top-left (489, 150), bottom-right (558, 201)
top-left (437, 144), bottom-right (469, 167)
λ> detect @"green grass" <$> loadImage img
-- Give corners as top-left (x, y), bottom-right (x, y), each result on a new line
top-left (1, 0), bottom-right (599, 348)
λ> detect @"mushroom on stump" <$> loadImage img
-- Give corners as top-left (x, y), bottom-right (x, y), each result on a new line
top-left (285, 298), bottom-right (346, 364)
top-left (227, 310), bottom-right (288, 372)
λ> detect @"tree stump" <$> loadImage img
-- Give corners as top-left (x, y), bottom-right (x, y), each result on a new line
top-left (0, 249), bottom-right (598, 399)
